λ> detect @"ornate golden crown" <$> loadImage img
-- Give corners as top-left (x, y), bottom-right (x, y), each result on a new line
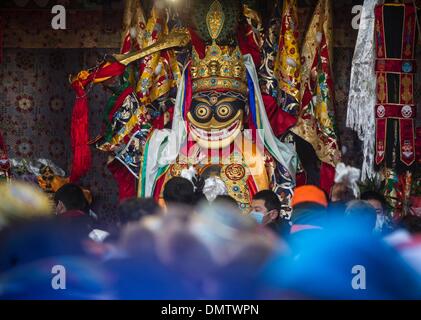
top-left (191, 44), bottom-right (247, 95)
top-left (190, 0), bottom-right (247, 95)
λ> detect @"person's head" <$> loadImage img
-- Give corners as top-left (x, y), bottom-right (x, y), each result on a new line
top-left (251, 190), bottom-right (282, 225)
top-left (213, 195), bottom-right (239, 210)
top-left (54, 183), bottom-right (89, 215)
top-left (361, 191), bottom-right (389, 231)
top-left (292, 185), bottom-right (328, 209)
top-left (290, 185), bottom-right (328, 226)
top-left (163, 177), bottom-right (195, 206)
top-left (344, 200), bottom-right (377, 233)
top-left (117, 197), bottom-right (160, 226)
top-left (360, 191), bottom-right (387, 215)
top-left (330, 182), bottom-right (355, 203)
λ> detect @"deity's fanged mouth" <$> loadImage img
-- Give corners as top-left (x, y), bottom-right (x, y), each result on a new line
top-left (189, 120), bottom-right (242, 149)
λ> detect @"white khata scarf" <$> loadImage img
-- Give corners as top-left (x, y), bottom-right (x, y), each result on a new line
top-left (346, 0), bottom-right (379, 182)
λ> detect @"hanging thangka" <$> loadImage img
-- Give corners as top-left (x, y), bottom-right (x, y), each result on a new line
top-left (374, 3), bottom-right (417, 214)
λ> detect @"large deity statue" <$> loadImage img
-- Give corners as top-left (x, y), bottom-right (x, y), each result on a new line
top-left (138, 0), bottom-right (296, 212)
top-left (69, 0), bottom-right (298, 215)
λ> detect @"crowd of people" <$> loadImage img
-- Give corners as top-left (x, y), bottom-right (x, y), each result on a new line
top-left (0, 177), bottom-right (421, 300)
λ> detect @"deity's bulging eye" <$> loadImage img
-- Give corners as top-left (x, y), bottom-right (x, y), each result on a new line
top-left (194, 104), bottom-right (212, 121)
top-left (210, 95), bottom-right (218, 105)
top-left (216, 104), bottom-right (232, 120)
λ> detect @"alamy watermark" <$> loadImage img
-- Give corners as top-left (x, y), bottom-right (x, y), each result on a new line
top-left (351, 5), bottom-right (363, 30)
top-left (351, 265), bottom-right (366, 290)
top-left (51, 5), bottom-right (66, 30)
top-left (49, 3), bottom-right (364, 30)
top-left (51, 265), bottom-right (66, 290)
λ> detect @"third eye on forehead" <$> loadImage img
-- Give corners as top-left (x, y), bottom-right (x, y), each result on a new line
top-left (210, 95), bottom-right (218, 105)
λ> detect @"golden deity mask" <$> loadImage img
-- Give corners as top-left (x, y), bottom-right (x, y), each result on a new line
top-left (188, 91), bottom-right (246, 149)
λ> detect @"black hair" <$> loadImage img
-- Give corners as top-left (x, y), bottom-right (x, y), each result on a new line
top-left (360, 191), bottom-right (388, 210)
top-left (214, 195), bottom-right (239, 208)
top-left (117, 197), bottom-right (160, 225)
top-left (54, 183), bottom-right (89, 213)
top-left (252, 190), bottom-right (282, 212)
top-left (163, 177), bottom-right (195, 206)
top-left (345, 200), bottom-right (377, 232)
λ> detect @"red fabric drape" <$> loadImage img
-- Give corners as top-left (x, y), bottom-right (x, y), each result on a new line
top-left (107, 160), bottom-right (136, 201)
top-left (152, 106), bottom-right (174, 129)
top-left (262, 94), bottom-right (297, 137)
top-left (246, 175), bottom-right (259, 204)
top-left (296, 172), bottom-right (307, 187)
top-left (0, 130), bottom-right (6, 152)
top-left (120, 33), bottom-right (132, 54)
top-left (188, 28), bottom-right (206, 59)
top-left (320, 162), bottom-right (336, 196)
top-left (237, 23), bottom-right (261, 68)
top-left (70, 62), bottom-right (126, 182)
top-left (153, 173), bottom-right (167, 203)
top-left (70, 82), bottom-right (92, 182)
top-left (0, 129), bottom-right (10, 176)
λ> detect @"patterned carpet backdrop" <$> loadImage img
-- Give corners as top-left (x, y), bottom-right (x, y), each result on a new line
top-left (0, 49), bottom-right (120, 223)
top-left (0, 1), bottom-right (419, 223)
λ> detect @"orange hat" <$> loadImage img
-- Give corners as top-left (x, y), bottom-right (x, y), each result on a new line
top-left (291, 185), bottom-right (328, 208)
